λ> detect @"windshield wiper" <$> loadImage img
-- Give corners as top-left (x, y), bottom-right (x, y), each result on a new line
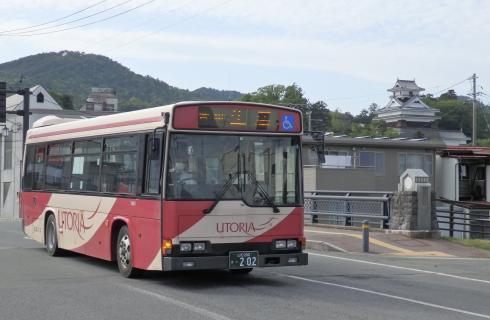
top-left (245, 171), bottom-right (280, 213)
top-left (202, 172), bottom-right (238, 214)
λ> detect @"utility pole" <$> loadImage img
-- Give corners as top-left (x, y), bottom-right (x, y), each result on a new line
top-left (21, 88), bottom-right (30, 147)
top-left (0, 82), bottom-right (31, 148)
top-left (472, 73), bottom-right (477, 146)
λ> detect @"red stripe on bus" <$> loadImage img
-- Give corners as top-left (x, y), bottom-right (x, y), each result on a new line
top-left (21, 192), bottom-right (52, 227)
top-left (29, 116), bottom-right (163, 139)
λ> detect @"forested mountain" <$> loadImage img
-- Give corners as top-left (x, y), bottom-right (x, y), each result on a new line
top-left (0, 51), bottom-right (242, 110)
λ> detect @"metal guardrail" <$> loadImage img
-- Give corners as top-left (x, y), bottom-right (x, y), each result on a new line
top-left (436, 199), bottom-right (490, 239)
top-left (304, 190), bottom-right (393, 229)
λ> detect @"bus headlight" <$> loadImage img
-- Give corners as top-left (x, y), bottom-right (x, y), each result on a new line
top-left (287, 239), bottom-right (297, 249)
top-left (180, 243), bottom-right (192, 252)
top-left (193, 242), bottom-right (206, 252)
top-left (274, 240), bottom-right (287, 249)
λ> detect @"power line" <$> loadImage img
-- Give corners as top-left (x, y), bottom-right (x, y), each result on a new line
top-left (86, 0), bottom-right (193, 51)
top-left (430, 78), bottom-right (470, 96)
top-left (0, 0), bottom-right (155, 37)
top-left (0, 0), bottom-right (108, 34)
top-left (112, 0), bottom-right (232, 49)
top-left (2, 0), bottom-right (133, 36)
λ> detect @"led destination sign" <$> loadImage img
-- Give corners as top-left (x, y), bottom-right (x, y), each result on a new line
top-left (173, 105), bottom-right (301, 133)
top-left (198, 106), bottom-right (278, 130)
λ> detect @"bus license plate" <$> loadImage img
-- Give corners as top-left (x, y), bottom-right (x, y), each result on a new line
top-left (229, 251), bottom-right (258, 269)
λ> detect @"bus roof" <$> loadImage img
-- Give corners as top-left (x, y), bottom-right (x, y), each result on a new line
top-left (26, 101), bottom-right (302, 144)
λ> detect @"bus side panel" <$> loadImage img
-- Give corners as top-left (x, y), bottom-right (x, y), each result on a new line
top-left (130, 216), bottom-right (162, 270)
top-left (21, 191), bottom-right (52, 244)
top-left (70, 198), bottom-right (161, 269)
top-left (247, 207), bottom-right (304, 243)
top-left (162, 200), bottom-right (212, 242)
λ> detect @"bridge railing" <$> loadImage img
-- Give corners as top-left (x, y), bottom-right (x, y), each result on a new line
top-left (436, 199), bottom-right (490, 239)
top-left (304, 190), bottom-right (393, 229)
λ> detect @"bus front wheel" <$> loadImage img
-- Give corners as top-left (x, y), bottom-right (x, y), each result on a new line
top-left (45, 214), bottom-right (61, 256)
top-left (116, 226), bottom-right (141, 278)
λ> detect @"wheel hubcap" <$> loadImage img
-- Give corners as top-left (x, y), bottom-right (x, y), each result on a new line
top-left (119, 235), bottom-right (131, 269)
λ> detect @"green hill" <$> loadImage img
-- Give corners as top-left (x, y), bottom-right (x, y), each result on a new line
top-left (0, 51), bottom-right (242, 110)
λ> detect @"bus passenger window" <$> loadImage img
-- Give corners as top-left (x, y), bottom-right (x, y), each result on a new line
top-left (101, 136), bottom-right (138, 194)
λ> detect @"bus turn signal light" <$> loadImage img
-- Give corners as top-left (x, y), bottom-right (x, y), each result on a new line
top-left (301, 237), bottom-right (306, 250)
top-left (162, 240), bottom-right (172, 255)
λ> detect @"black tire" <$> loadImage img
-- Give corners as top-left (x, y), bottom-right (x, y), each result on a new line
top-left (229, 268), bottom-right (253, 275)
top-left (116, 226), bottom-right (141, 278)
top-left (45, 214), bottom-right (61, 256)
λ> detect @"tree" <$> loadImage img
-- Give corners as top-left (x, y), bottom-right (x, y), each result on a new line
top-left (354, 109), bottom-right (370, 124)
top-left (240, 83), bottom-right (311, 128)
top-left (308, 100), bottom-right (330, 132)
top-left (61, 95), bottom-right (74, 110)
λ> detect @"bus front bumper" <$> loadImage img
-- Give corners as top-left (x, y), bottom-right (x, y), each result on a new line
top-left (163, 252), bottom-right (308, 271)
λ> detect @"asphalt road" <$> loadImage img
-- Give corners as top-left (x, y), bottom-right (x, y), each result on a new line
top-left (1, 221), bottom-right (490, 320)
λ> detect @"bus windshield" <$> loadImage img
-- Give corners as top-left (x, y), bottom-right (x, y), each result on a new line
top-left (166, 133), bottom-right (301, 206)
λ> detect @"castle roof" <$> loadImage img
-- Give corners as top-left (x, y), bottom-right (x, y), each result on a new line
top-left (388, 79), bottom-right (424, 92)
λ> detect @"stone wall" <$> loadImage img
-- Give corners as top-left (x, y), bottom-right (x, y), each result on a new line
top-left (390, 191), bottom-right (418, 230)
top-left (389, 190), bottom-right (439, 237)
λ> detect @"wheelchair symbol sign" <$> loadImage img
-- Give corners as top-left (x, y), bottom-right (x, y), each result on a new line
top-left (281, 115), bottom-right (295, 131)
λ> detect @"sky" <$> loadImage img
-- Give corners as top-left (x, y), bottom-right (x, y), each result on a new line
top-left (1, 0), bottom-right (490, 114)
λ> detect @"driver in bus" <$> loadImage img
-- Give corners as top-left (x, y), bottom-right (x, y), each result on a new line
top-left (174, 161), bottom-right (197, 185)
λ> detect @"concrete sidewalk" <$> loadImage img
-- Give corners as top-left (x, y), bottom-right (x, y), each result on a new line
top-left (305, 225), bottom-right (490, 258)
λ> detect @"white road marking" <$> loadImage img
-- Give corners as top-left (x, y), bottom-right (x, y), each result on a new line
top-left (280, 273), bottom-right (490, 319)
top-left (24, 236), bottom-right (32, 240)
top-left (307, 239), bottom-right (347, 252)
top-left (118, 283), bottom-right (236, 320)
top-left (308, 252), bottom-right (490, 285)
top-left (379, 256), bottom-right (490, 261)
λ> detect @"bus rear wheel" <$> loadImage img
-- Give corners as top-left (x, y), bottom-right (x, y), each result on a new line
top-left (45, 214), bottom-right (61, 256)
top-left (116, 226), bottom-right (141, 278)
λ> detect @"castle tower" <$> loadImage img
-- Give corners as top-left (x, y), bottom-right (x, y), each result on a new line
top-left (377, 79), bottom-right (440, 129)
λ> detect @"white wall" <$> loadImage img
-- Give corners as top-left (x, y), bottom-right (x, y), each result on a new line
top-left (435, 155), bottom-right (459, 201)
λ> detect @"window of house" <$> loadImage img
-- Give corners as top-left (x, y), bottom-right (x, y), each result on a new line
top-left (36, 92), bottom-right (44, 103)
top-left (3, 135), bottom-right (12, 170)
top-left (399, 153), bottom-right (433, 176)
top-left (45, 142), bottom-right (72, 190)
top-left (359, 151), bottom-right (375, 167)
top-left (323, 150), bottom-right (352, 168)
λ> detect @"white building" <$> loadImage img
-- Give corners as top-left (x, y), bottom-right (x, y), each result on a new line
top-left (81, 87), bottom-right (118, 112)
top-left (377, 79), bottom-right (440, 128)
top-left (376, 79), bottom-right (469, 146)
top-left (0, 85), bottom-right (112, 219)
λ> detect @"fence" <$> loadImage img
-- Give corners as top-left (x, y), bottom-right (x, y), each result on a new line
top-left (436, 199), bottom-right (490, 239)
top-left (304, 190), bottom-right (393, 229)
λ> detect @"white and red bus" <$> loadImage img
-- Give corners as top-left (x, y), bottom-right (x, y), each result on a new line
top-left (20, 101), bottom-right (307, 277)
